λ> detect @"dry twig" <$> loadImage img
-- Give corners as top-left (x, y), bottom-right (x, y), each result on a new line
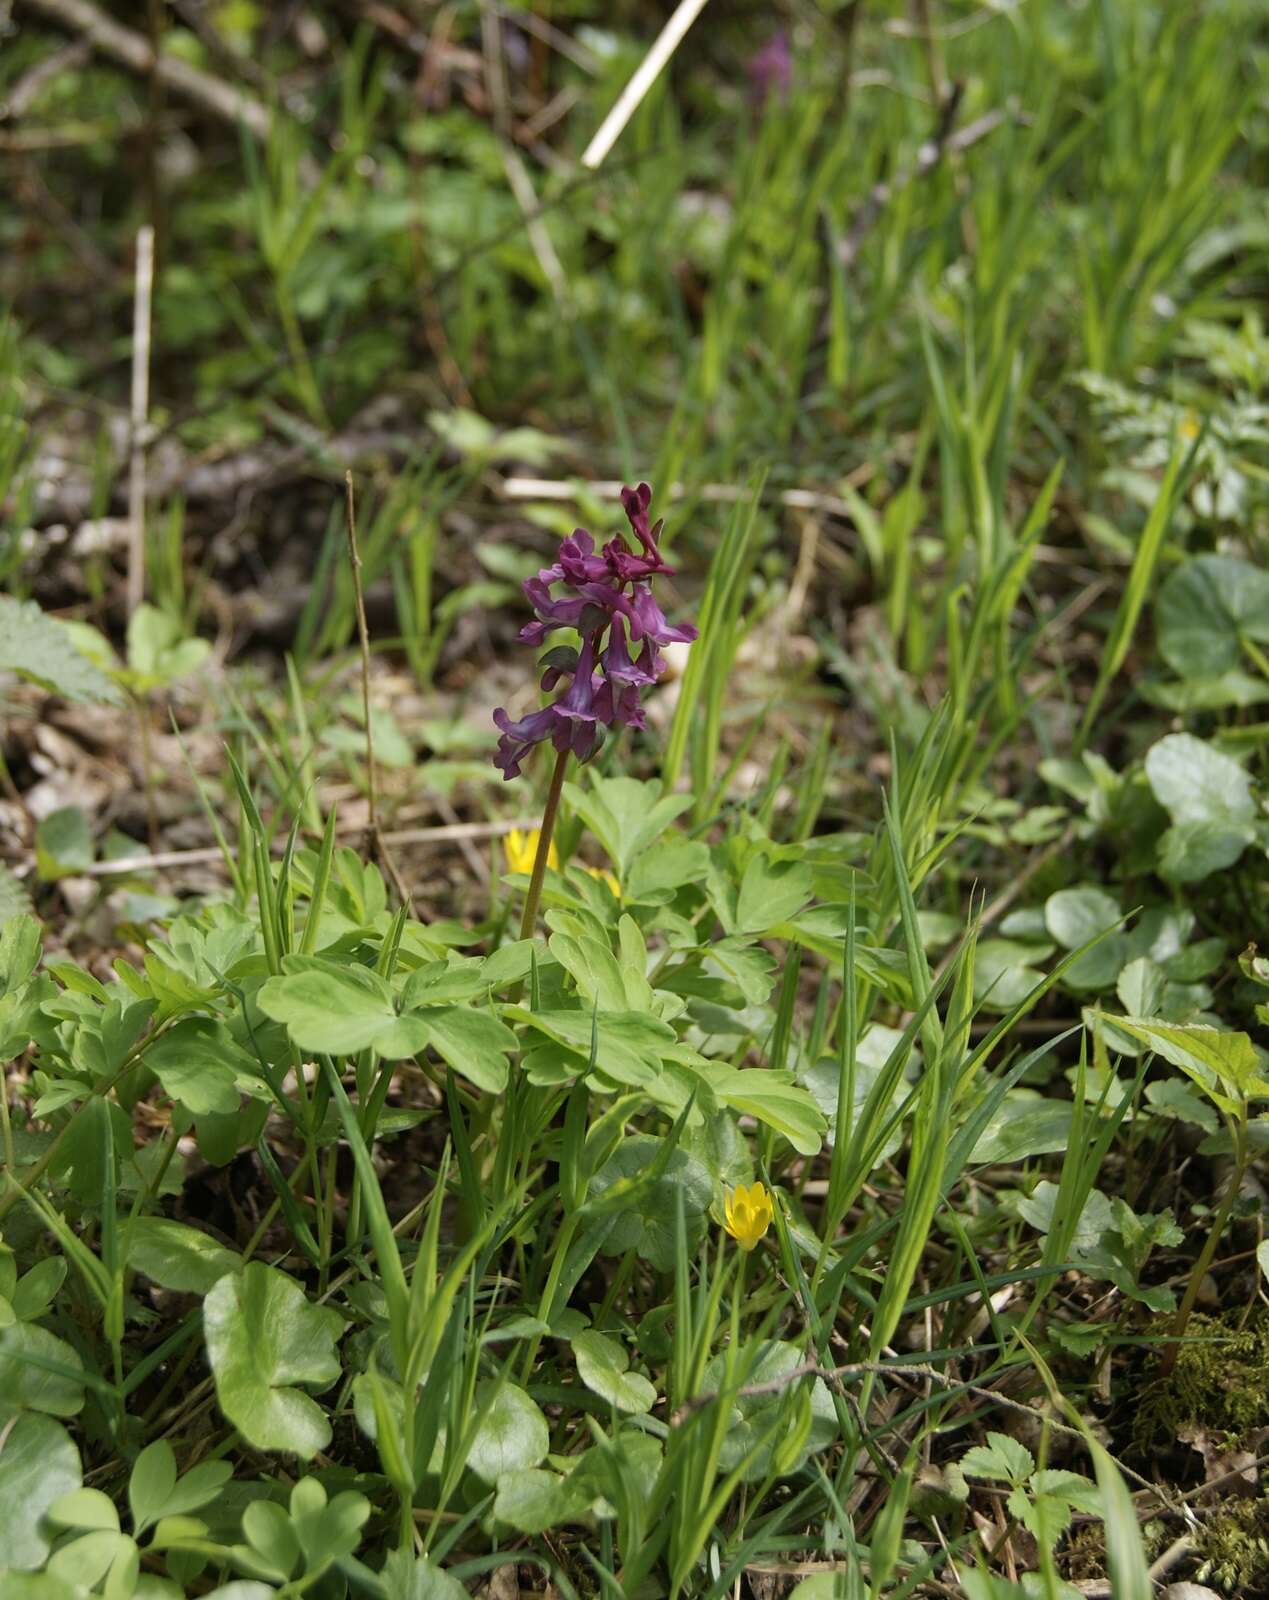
top-left (17, 0), bottom-right (273, 140)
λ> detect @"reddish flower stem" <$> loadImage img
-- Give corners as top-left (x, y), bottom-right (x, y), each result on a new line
top-left (519, 746), bottom-right (570, 940)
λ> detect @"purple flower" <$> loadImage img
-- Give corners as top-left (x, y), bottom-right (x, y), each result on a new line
top-left (748, 31), bottom-right (791, 108)
top-left (492, 483), bottom-right (697, 780)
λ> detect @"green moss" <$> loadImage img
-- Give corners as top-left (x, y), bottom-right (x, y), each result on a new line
top-left (1192, 1498), bottom-right (1269, 1595)
top-left (1134, 1310), bottom-right (1269, 1451)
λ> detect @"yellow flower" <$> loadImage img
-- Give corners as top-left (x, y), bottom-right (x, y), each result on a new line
top-left (724, 1182), bottom-right (774, 1252)
top-left (1179, 413), bottom-right (1201, 441)
top-left (504, 828), bottom-right (558, 876)
top-left (585, 866), bottom-right (621, 896)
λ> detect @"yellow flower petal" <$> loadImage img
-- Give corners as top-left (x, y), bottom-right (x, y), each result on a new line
top-left (723, 1181), bottom-right (773, 1251)
top-left (504, 828), bottom-right (558, 876)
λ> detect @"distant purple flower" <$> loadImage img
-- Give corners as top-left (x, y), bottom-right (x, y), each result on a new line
top-left (492, 483), bottom-right (697, 780)
top-left (748, 31), bottom-right (791, 108)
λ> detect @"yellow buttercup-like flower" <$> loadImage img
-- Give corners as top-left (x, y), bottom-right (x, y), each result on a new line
top-left (504, 828), bottom-right (558, 876)
top-left (585, 866), bottom-right (621, 896)
top-left (724, 1182), bottom-right (774, 1252)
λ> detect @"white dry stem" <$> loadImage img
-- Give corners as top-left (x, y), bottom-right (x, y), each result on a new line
top-left (127, 224), bottom-right (154, 617)
top-left (580, 0), bottom-right (712, 170)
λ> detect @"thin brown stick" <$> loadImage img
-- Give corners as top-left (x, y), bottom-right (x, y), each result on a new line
top-left (344, 470), bottom-right (414, 913)
top-left (16, 0), bottom-right (273, 141)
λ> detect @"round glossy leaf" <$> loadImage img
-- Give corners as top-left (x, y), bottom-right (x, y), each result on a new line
top-left (0, 1323), bottom-right (86, 1422)
top-left (1044, 887), bottom-right (1126, 992)
top-left (702, 1340), bottom-right (836, 1481)
top-left (572, 1330), bottom-right (657, 1415)
top-left (1156, 554), bottom-right (1269, 679)
top-left (466, 1381), bottom-right (549, 1484)
top-left (203, 1265), bottom-right (344, 1460)
top-left (0, 1414), bottom-right (82, 1569)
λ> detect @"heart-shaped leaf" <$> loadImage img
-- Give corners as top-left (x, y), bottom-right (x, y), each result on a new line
top-left (204, 1265), bottom-right (344, 1459)
top-left (572, 1330), bottom-right (657, 1414)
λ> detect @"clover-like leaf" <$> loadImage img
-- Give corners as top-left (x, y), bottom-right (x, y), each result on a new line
top-left (203, 1265), bottom-right (344, 1459)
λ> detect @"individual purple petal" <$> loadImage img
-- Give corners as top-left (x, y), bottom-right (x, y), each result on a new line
top-left (601, 617), bottom-right (658, 685)
top-left (554, 639), bottom-right (602, 724)
top-left (625, 584), bottom-right (699, 645)
top-left (600, 678), bottom-right (647, 730)
top-left (493, 703), bottom-right (559, 781)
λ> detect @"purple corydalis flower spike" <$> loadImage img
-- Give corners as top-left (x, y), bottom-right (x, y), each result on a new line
top-left (491, 483), bottom-right (698, 780)
top-left (748, 31), bottom-right (791, 108)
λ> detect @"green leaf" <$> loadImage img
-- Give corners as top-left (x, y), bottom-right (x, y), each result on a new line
top-left (697, 1061), bottom-right (825, 1156)
top-left (624, 839), bottom-right (710, 902)
top-left (48, 1487), bottom-right (119, 1530)
top-left (380, 1550), bottom-right (471, 1600)
top-left (492, 1467), bottom-right (588, 1535)
top-left (1013, 1182), bottom-right (1114, 1253)
top-left (1044, 887), bottom-right (1126, 992)
top-left (0, 864), bottom-right (33, 930)
top-left (736, 854), bottom-right (813, 935)
top-left (971, 1096), bottom-right (1074, 1165)
top-left (572, 1330), bottom-right (657, 1414)
top-left (1145, 733), bottom-right (1255, 882)
top-left (240, 1499), bottom-right (298, 1581)
top-left (414, 1005), bottom-right (515, 1092)
top-left (960, 1431), bottom-right (1035, 1485)
top-left (125, 605), bottom-right (210, 688)
top-left (1156, 554), bottom-right (1269, 680)
top-left (10, 1258), bottom-right (66, 1323)
top-left (563, 777), bottom-right (691, 883)
top-left (1112, 1018), bottom-right (1268, 1109)
top-left (143, 1019), bottom-right (246, 1116)
top-left (508, 1006), bottom-right (675, 1088)
top-left (587, 1136), bottom-right (712, 1269)
top-left (0, 1323), bottom-right (86, 1422)
top-left (289, 1478), bottom-right (370, 1574)
top-left (203, 1265), bottom-right (344, 1459)
top-left (0, 1414), bottom-right (82, 1569)
top-left (702, 1340), bottom-right (837, 1481)
top-left (35, 808), bottom-right (94, 881)
top-left (973, 939), bottom-right (1051, 1013)
top-left (125, 1217), bottom-right (242, 1294)
top-left (128, 1442), bottom-right (177, 1537)
top-left (466, 1380), bottom-right (549, 1483)
top-left (257, 960), bottom-right (398, 1056)
top-left (1116, 957), bottom-right (1166, 1018)
top-left (0, 596), bottom-right (123, 705)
